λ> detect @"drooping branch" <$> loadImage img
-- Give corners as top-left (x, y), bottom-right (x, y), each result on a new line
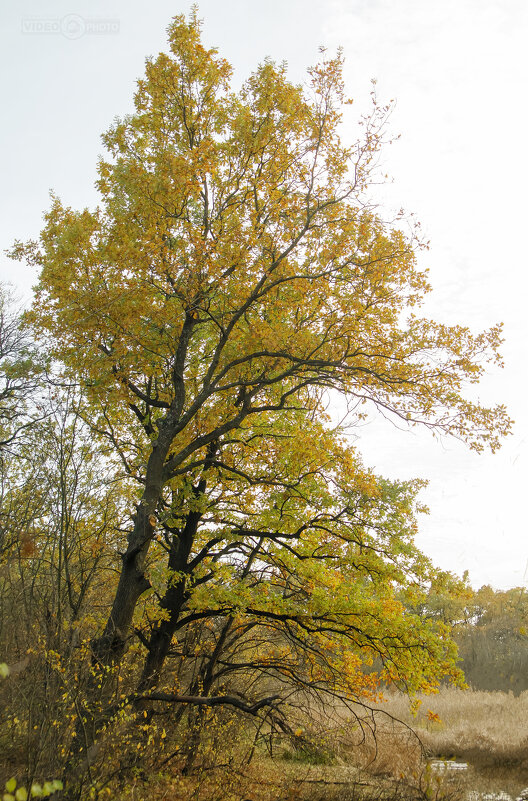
top-left (135, 691), bottom-right (281, 716)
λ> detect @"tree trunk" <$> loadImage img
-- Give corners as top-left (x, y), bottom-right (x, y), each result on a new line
top-left (92, 417), bottom-right (178, 666)
top-left (137, 505), bottom-right (201, 694)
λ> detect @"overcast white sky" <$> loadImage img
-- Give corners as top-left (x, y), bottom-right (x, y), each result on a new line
top-left (1, 0), bottom-right (527, 590)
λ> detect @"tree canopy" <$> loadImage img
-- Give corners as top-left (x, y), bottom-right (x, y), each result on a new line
top-left (8, 11), bottom-right (511, 793)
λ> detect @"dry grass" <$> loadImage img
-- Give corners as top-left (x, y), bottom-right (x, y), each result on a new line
top-left (371, 687), bottom-right (528, 771)
top-left (341, 687), bottom-right (528, 801)
top-left (241, 687), bottom-right (528, 800)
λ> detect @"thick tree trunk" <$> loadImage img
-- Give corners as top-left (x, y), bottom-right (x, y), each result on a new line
top-left (136, 578), bottom-right (187, 694)
top-left (91, 415), bottom-right (178, 665)
top-left (64, 406), bottom-right (212, 796)
top-left (137, 505), bottom-right (201, 694)
top-left (63, 425), bottom-right (178, 798)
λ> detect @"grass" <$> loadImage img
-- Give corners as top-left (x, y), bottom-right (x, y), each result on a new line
top-left (341, 687), bottom-right (528, 800)
top-left (372, 687), bottom-right (528, 771)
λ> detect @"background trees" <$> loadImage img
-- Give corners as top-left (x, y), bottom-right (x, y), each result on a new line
top-left (4, 11), bottom-right (512, 796)
top-left (455, 586), bottom-right (528, 695)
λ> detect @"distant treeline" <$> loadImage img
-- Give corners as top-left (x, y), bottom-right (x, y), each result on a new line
top-left (418, 583), bottom-right (528, 695)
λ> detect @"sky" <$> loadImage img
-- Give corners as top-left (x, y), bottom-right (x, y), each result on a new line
top-left (1, 0), bottom-right (527, 590)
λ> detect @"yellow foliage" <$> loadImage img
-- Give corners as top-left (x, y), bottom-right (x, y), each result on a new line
top-left (4, 13), bottom-right (511, 775)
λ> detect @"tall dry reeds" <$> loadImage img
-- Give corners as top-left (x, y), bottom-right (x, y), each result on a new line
top-left (371, 687), bottom-right (528, 771)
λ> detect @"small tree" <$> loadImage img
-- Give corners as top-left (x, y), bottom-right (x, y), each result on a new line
top-left (10, 9), bottom-right (510, 787)
top-left (0, 383), bottom-right (125, 786)
top-left (0, 285), bottom-right (43, 455)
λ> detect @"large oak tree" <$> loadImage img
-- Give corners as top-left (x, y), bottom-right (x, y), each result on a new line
top-left (11, 10), bottom-right (510, 780)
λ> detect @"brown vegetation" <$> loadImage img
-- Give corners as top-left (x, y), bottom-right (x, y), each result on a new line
top-left (372, 687), bottom-right (528, 769)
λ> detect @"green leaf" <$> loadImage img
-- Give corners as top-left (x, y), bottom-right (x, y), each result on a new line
top-left (5, 780), bottom-right (16, 794)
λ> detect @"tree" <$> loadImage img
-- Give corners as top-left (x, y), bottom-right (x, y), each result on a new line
top-left (0, 373), bottom-right (128, 786)
top-left (455, 586), bottom-right (528, 694)
top-left (10, 10), bottom-right (510, 787)
top-left (0, 284), bottom-right (43, 454)
top-left (0, 284), bottom-right (47, 565)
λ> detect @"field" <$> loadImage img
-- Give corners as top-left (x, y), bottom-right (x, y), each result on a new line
top-left (360, 688), bottom-right (528, 799)
top-left (371, 687), bottom-right (528, 771)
